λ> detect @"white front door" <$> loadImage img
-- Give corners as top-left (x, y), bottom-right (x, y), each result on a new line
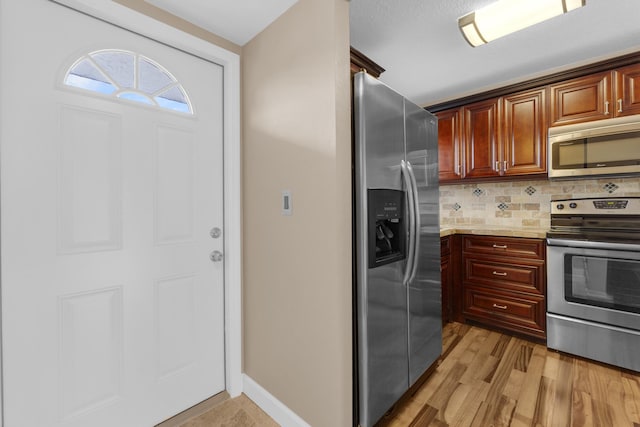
top-left (0, 1), bottom-right (226, 426)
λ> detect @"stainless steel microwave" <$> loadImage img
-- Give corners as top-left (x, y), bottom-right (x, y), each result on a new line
top-left (548, 115), bottom-right (640, 179)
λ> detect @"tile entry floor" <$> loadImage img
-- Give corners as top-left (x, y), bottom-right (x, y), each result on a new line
top-left (179, 394), bottom-right (279, 427)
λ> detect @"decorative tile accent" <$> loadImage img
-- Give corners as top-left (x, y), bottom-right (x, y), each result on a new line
top-left (440, 178), bottom-right (635, 229)
top-left (604, 182), bottom-right (619, 193)
top-left (453, 202), bottom-right (461, 211)
top-left (472, 187), bottom-right (484, 197)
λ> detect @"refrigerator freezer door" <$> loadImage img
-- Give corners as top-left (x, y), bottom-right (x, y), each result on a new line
top-left (354, 74), bottom-right (405, 191)
top-left (405, 102), bottom-right (442, 386)
top-left (354, 72), bottom-right (409, 427)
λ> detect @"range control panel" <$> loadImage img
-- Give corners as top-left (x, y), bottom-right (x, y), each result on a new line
top-left (551, 197), bottom-right (640, 215)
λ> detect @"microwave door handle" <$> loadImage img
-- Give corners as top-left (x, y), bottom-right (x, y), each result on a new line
top-left (401, 160), bottom-right (415, 286)
top-left (406, 161), bottom-right (420, 283)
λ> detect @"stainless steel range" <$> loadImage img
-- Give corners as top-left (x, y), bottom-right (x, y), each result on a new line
top-left (547, 197), bottom-right (640, 371)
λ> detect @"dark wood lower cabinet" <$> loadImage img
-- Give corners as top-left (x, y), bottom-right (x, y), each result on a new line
top-left (441, 236), bottom-right (451, 324)
top-left (444, 234), bottom-right (546, 341)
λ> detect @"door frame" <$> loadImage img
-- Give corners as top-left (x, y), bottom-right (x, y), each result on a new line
top-left (45, 0), bottom-right (243, 398)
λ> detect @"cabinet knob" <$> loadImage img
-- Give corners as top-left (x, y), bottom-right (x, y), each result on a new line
top-left (618, 98), bottom-right (623, 113)
top-left (605, 100), bottom-right (610, 115)
top-left (493, 303), bottom-right (508, 310)
top-left (492, 271), bottom-right (508, 276)
top-left (492, 244), bottom-right (508, 249)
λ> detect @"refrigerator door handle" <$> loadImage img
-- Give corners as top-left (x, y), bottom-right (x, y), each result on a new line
top-left (406, 161), bottom-right (420, 283)
top-left (401, 160), bottom-right (415, 286)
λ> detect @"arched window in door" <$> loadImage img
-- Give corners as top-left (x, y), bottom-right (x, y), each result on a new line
top-left (64, 49), bottom-right (193, 114)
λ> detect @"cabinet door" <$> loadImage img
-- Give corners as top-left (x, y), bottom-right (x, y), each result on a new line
top-left (441, 236), bottom-right (451, 324)
top-left (502, 89), bottom-right (546, 176)
top-left (615, 64), bottom-right (640, 117)
top-left (549, 71), bottom-right (611, 126)
top-left (463, 98), bottom-right (500, 178)
top-left (441, 256), bottom-right (450, 324)
top-left (436, 108), bottom-right (463, 181)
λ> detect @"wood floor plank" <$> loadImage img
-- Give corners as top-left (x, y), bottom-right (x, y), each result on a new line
top-left (541, 349), bottom-right (560, 380)
top-left (513, 344), bottom-right (547, 423)
top-left (441, 382), bottom-right (473, 424)
top-left (458, 351), bottom-right (499, 386)
top-left (531, 376), bottom-right (556, 427)
top-left (501, 368), bottom-right (525, 402)
top-left (427, 362), bottom-right (468, 410)
top-left (448, 381), bottom-right (489, 427)
top-left (476, 337), bottom-right (521, 422)
top-left (550, 354), bottom-right (575, 427)
top-left (408, 404), bottom-right (438, 427)
top-left (622, 374), bottom-right (640, 423)
top-left (571, 389), bottom-right (594, 427)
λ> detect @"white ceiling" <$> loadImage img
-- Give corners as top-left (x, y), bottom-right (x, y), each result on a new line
top-left (145, 0), bottom-right (299, 46)
top-left (350, 0), bottom-right (640, 107)
top-left (144, 0), bottom-right (640, 109)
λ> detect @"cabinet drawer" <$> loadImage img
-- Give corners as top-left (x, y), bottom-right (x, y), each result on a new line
top-left (463, 257), bottom-right (544, 294)
top-left (463, 287), bottom-right (545, 338)
top-left (462, 235), bottom-right (544, 259)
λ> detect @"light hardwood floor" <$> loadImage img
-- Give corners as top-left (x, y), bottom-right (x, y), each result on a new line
top-left (377, 322), bottom-right (640, 427)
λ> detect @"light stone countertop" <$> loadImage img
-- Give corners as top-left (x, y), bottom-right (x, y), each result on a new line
top-left (440, 226), bottom-right (548, 239)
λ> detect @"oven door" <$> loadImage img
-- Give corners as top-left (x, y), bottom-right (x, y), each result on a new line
top-left (547, 238), bottom-right (640, 331)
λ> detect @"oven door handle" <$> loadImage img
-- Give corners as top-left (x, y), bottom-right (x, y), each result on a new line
top-left (547, 238), bottom-right (640, 252)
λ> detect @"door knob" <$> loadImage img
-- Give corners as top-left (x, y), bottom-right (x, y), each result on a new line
top-left (209, 250), bottom-right (224, 262)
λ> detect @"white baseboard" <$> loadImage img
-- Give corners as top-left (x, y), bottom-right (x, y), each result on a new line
top-left (242, 374), bottom-right (311, 427)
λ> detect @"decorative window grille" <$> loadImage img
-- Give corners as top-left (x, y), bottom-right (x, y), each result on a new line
top-left (64, 49), bottom-right (192, 114)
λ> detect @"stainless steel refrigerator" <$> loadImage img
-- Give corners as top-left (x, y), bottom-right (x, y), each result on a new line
top-left (353, 71), bottom-right (441, 427)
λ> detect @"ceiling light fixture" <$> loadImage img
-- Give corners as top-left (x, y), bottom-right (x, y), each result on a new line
top-left (458, 0), bottom-right (586, 47)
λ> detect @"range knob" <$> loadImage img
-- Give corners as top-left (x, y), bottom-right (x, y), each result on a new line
top-left (569, 202), bottom-right (577, 209)
top-left (556, 203), bottom-right (565, 210)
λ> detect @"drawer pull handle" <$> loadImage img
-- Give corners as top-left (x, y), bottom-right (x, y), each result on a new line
top-left (492, 271), bottom-right (508, 276)
top-left (493, 303), bottom-right (508, 310)
top-left (492, 244), bottom-right (507, 249)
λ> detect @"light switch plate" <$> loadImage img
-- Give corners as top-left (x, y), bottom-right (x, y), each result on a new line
top-left (282, 190), bottom-right (292, 216)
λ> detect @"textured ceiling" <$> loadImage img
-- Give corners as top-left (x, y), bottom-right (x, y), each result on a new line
top-left (350, 0), bottom-right (640, 107)
top-left (145, 0), bottom-right (299, 45)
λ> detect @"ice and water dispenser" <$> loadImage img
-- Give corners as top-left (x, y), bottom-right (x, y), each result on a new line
top-left (368, 189), bottom-right (406, 268)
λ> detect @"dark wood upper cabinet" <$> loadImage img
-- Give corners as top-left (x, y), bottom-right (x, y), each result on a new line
top-left (350, 46), bottom-right (385, 78)
top-left (437, 89), bottom-right (547, 182)
top-left (502, 88), bottom-right (546, 176)
top-left (436, 108), bottom-right (463, 181)
top-left (434, 53), bottom-right (640, 182)
top-left (549, 71), bottom-right (611, 126)
top-left (550, 63), bottom-right (640, 126)
top-left (615, 63), bottom-right (640, 117)
top-left (463, 98), bottom-right (501, 179)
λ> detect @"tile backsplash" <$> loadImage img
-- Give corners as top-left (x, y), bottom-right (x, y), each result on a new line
top-left (440, 177), bottom-right (640, 230)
